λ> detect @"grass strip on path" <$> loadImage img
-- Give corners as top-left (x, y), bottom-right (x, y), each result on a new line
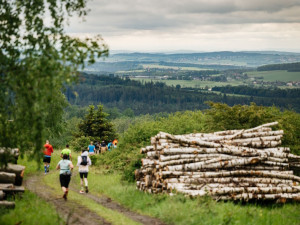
top-left (43, 171), bottom-right (141, 225)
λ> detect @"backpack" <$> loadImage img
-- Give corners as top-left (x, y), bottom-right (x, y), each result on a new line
top-left (80, 156), bottom-right (88, 166)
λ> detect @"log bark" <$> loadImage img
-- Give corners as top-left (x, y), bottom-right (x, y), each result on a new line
top-left (0, 163), bottom-right (25, 185)
top-left (0, 201), bottom-right (15, 208)
top-left (0, 183), bottom-right (14, 189)
top-left (166, 157), bottom-right (262, 171)
top-left (1, 186), bottom-right (25, 193)
top-left (0, 191), bottom-right (4, 200)
top-left (0, 172), bottom-right (16, 184)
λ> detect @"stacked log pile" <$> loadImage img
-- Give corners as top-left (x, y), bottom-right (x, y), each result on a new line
top-left (0, 148), bottom-right (25, 208)
top-left (136, 122), bottom-right (300, 201)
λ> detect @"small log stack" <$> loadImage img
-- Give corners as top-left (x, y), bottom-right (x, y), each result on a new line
top-left (135, 122), bottom-right (300, 202)
top-left (0, 148), bottom-right (25, 208)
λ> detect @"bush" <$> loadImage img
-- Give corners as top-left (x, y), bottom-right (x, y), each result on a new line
top-left (90, 154), bottom-right (98, 165)
top-left (70, 136), bottom-right (91, 152)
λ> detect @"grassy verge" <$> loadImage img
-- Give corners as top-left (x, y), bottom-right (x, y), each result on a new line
top-left (0, 191), bottom-right (63, 225)
top-left (83, 171), bottom-right (300, 225)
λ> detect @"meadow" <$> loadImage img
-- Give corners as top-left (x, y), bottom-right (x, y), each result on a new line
top-left (132, 78), bottom-right (243, 89)
top-left (247, 70), bottom-right (300, 82)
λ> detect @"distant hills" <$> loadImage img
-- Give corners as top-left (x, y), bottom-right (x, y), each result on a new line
top-left (85, 51), bottom-right (300, 73)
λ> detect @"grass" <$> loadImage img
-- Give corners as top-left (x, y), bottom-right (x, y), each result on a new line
top-left (132, 78), bottom-right (243, 89)
top-left (3, 151), bottom-right (300, 225)
top-left (141, 64), bottom-right (212, 71)
top-left (247, 70), bottom-right (300, 82)
top-left (42, 152), bottom-right (141, 225)
top-left (82, 171), bottom-right (300, 225)
top-left (0, 191), bottom-right (63, 225)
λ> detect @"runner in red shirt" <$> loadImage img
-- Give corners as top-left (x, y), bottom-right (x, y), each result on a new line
top-left (43, 140), bottom-right (54, 174)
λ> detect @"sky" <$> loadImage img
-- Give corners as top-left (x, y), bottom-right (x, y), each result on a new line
top-left (66, 0), bottom-right (300, 53)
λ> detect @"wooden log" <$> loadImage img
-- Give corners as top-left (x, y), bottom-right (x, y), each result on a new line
top-left (216, 193), bottom-right (300, 201)
top-left (206, 186), bottom-right (299, 195)
top-left (135, 169), bottom-right (143, 181)
top-left (0, 201), bottom-right (15, 208)
top-left (213, 127), bottom-right (272, 136)
top-left (160, 170), bottom-right (300, 182)
top-left (175, 183), bottom-right (294, 190)
top-left (161, 147), bottom-right (260, 156)
top-left (0, 191), bottom-right (5, 200)
top-left (159, 154), bottom-right (238, 162)
top-left (166, 157), bottom-right (263, 171)
top-left (0, 183), bottom-right (14, 189)
top-left (0, 148), bottom-right (19, 157)
top-left (0, 172), bottom-right (16, 184)
top-left (1, 186), bottom-right (25, 193)
top-left (243, 121), bottom-right (278, 133)
top-left (227, 135), bottom-right (282, 144)
top-left (164, 177), bottom-right (299, 185)
top-left (262, 161), bottom-right (289, 167)
top-left (0, 148), bottom-right (19, 163)
top-left (0, 163), bottom-right (25, 185)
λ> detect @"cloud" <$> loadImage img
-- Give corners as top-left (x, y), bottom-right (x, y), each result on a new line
top-left (65, 0), bottom-right (300, 51)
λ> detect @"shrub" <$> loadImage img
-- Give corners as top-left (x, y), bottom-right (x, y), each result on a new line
top-left (70, 136), bottom-right (91, 152)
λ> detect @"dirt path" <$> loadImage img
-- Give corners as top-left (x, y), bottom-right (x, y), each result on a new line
top-left (24, 175), bottom-right (165, 225)
top-left (70, 186), bottom-right (165, 225)
top-left (24, 175), bottom-right (111, 225)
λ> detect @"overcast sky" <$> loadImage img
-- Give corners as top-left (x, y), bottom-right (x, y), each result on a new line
top-left (66, 0), bottom-right (300, 53)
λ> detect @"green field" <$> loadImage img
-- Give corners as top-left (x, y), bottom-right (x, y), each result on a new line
top-left (132, 78), bottom-right (243, 89)
top-left (247, 70), bottom-right (300, 82)
top-left (141, 64), bottom-right (212, 71)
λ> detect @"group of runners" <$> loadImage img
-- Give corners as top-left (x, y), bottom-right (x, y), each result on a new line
top-left (88, 140), bottom-right (118, 155)
top-left (43, 140), bottom-right (113, 200)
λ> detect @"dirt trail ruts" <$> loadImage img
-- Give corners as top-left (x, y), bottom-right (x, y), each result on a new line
top-left (70, 186), bottom-right (165, 225)
top-left (25, 174), bottom-right (166, 225)
top-left (24, 175), bottom-right (111, 225)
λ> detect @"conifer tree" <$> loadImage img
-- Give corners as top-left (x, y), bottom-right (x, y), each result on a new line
top-left (77, 104), bottom-right (117, 142)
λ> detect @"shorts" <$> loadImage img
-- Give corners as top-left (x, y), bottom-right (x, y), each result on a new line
top-left (43, 156), bottom-right (51, 163)
top-left (79, 172), bottom-right (88, 179)
top-left (59, 174), bottom-right (71, 188)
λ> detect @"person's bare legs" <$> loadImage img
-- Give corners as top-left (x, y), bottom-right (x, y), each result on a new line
top-left (62, 186), bottom-right (68, 200)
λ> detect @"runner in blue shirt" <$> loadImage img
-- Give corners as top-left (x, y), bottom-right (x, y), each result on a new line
top-left (88, 142), bottom-right (95, 155)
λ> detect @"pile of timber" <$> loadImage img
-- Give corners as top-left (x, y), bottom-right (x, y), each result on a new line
top-left (0, 148), bottom-right (25, 208)
top-left (136, 122), bottom-right (300, 201)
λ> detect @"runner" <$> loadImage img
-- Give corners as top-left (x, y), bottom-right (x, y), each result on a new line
top-left (61, 144), bottom-right (72, 161)
top-left (77, 149), bottom-right (92, 193)
top-left (56, 154), bottom-right (74, 200)
top-left (88, 142), bottom-right (95, 155)
top-left (100, 140), bottom-right (107, 154)
top-left (43, 140), bottom-right (53, 174)
top-left (107, 141), bottom-right (113, 151)
top-left (94, 141), bottom-right (100, 154)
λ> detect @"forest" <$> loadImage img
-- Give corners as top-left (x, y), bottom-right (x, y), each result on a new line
top-left (212, 85), bottom-right (300, 98)
top-left (65, 73), bottom-right (300, 114)
top-left (257, 62), bottom-right (300, 72)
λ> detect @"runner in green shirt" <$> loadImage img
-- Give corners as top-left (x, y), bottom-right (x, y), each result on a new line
top-left (61, 144), bottom-right (72, 161)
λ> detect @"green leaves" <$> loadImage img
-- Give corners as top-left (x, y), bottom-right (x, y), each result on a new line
top-left (77, 104), bottom-right (117, 142)
top-left (0, 0), bottom-right (108, 163)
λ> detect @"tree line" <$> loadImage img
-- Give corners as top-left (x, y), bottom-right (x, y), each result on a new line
top-left (257, 62), bottom-right (300, 72)
top-left (212, 85), bottom-right (300, 98)
top-left (64, 73), bottom-right (300, 115)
